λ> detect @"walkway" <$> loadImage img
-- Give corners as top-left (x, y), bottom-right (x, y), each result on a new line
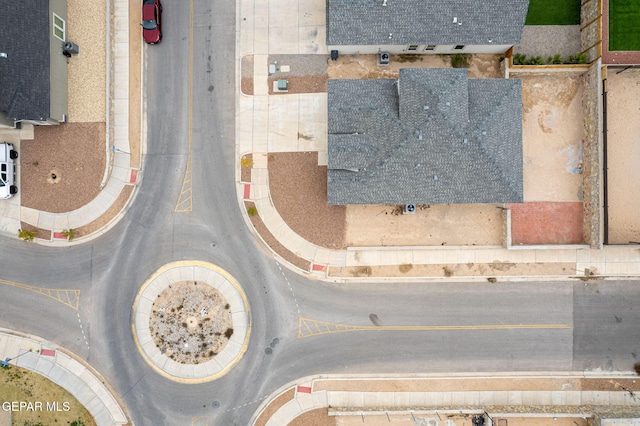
top-left (0, 329), bottom-right (128, 426)
top-left (253, 374), bottom-right (640, 425)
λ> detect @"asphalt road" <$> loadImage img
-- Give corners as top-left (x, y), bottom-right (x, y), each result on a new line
top-left (0, 1), bottom-right (639, 425)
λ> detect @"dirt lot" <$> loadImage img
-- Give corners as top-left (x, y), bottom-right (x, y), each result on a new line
top-left (514, 72), bottom-right (585, 203)
top-left (604, 68), bottom-right (640, 244)
top-left (345, 204), bottom-right (504, 247)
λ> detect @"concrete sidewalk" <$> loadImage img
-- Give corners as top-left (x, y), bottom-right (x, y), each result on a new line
top-left (254, 374), bottom-right (640, 425)
top-left (0, 329), bottom-right (128, 425)
top-left (235, 0), bottom-right (640, 281)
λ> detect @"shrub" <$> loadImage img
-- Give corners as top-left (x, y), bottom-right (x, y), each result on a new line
top-left (224, 328), bottom-right (234, 339)
top-left (513, 53), bottom-right (527, 65)
top-left (61, 228), bottom-right (75, 241)
top-left (565, 53), bottom-right (588, 64)
top-left (526, 56), bottom-right (545, 65)
top-left (451, 54), bottom-right (472, 68)
top-left (240, 156), bottom-right (253, 168)
top-left (18, 229), bottom-right (36, 242)
top-left (247, 206), bottom-right (258, 216)
top-left (546, 54), bottom-right (563, 64)
top-left (635, 362), bottom-right (640, 375)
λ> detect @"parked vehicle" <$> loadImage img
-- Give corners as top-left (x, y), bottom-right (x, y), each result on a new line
top-left (0, 143), bottom-right (18, 199)
top-left (142, 0), bottom-right (162, 44)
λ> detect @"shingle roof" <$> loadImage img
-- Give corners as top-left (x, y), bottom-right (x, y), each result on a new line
top-left (0, 0), bottom-right (51, 121)
top-left (327, 68), bottom-right (523, 205)
top-left (326, 0), bottom-right (530, 46)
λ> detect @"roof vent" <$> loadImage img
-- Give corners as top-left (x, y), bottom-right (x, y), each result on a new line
top-left (453, 16), bottom-right (458, 24)
top-left (423, 105), bottom-right (429, 110)
top-left (382, 0), bottom-right (387, 5)
top-left (404, 204), bottom-right (416, 214)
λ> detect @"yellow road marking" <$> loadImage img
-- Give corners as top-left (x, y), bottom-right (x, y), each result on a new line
top-left (0, 279), bottom-right (80, 311)
top-left (175, 0), bottom-right (194, 213)
top-left (191, 416), bottom-right (209, 425)
top-left (298, 317), bottom-right (572, 338)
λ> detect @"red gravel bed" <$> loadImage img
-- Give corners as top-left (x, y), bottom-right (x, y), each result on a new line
top-left (21, 122), bottom-right (106, 213)
top-left (268, 152), bottom-right (346, 249)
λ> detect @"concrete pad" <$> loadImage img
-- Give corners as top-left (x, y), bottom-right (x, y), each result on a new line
top-left (347, 392), bottom-right (365, 407)
top-left (299, 25), bottom-right (327, 54)
top-left (311, 390), bottom-right (328, 407)
top-left (296, 394), bottom-right (314, 411)
top-left (20, 207), bottom-right (40, 227)
top-left (178, 266), bottom-right (195, 283)
top-left (605, 262), bottom-right (640, 275)
top-left (269, 26), bottom-right (300, 54)
top-left (436, 392), bottom-right (452, 406)
top-left (327, 391), bottom-right (350, 407)
top-left (34, 356), bottom-right (55, 376)
top-left (297, 93), bottom-right (327, 151)
top-left (268, 95), bottom-right (299, 151)
top-left (507, 391), bottom-right (523, 405)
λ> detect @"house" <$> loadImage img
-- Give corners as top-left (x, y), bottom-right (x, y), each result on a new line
top-left (0, 0), bottom-right (70, 127)
top-left (327, 68), bottom-right (523, 205)
top-left (326, 0), bottom-right (530, 55)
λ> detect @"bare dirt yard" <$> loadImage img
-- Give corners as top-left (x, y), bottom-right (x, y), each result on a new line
top-left (328, 53), bottom-right (503, 79)
top-left (344, 204), bottom-right (504, 247)
top-left (514, 72), bottom-right (585, 203)
top-left (604, 67), bottom-right (640, 244)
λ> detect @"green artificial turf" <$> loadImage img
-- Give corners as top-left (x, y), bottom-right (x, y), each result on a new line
top-left (525, 0), bottom-right (581, 25)
top-left (609, 0), bottom-right (640, 51)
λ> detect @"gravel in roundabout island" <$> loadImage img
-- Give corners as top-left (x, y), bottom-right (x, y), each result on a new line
top-left (133, 261), bottom-right (250, 383)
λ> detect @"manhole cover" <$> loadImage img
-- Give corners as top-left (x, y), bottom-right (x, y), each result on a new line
top-left (212, 401), bottom-right (220, 409)
top-left (265, 347), bottom-right (273, 355)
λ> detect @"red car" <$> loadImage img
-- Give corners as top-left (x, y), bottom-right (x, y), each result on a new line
top-left (142, 0), bottom-right (162, 44)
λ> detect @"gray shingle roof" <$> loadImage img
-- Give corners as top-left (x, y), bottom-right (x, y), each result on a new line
top-left (327, 0), bottom-right (530, 46)
top-left (0, 0), bottom-right (51, 121)
top-left (327, 68), bottom-right (523, 205)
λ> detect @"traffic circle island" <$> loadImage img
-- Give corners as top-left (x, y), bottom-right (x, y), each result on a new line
top-left (132, 261), bottom-right (250, 383)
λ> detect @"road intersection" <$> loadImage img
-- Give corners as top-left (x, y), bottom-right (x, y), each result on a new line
top-left (0, 0), bottom-right (639, 425)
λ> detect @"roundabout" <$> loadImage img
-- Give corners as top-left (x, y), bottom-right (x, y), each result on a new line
top-left (132, 261), bottom-right (250, 383)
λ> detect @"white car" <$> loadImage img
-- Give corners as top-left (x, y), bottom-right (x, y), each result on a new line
top-left (0, 143), bottom-right (18, 199)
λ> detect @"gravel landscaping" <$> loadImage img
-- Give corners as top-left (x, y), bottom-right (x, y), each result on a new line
top-left (20, 123), bottom-right (106, 213)
top-left (150, 281), bottom-right (233, 364)
top-left (267, 152), bottom-right (346, 249)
